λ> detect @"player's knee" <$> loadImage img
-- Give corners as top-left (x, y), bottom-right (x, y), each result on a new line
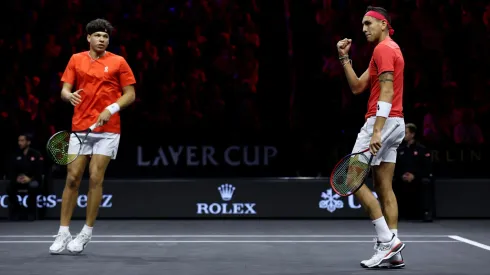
top-left (88, 171), bottom-right (104, 188)
top-left (65, 174), bottom-right (82, 190)
top-left (66, 167), bottom-right (83, 189)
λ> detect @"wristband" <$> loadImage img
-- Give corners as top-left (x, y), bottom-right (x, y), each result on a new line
top-left (105, 103), bottom-right (120, 115)
top-left (376, 101), bottom-right (392, 118)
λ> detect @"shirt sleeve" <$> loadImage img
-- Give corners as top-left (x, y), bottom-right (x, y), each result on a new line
top-left (119, 58), bottom-right (136, 88)
top-left (61, 55), bottom-right (76, 84)
top-left (373, 44), bottom-right (395, 76)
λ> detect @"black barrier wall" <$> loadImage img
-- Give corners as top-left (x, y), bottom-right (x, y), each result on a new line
top-left (0, 178), bottom-right (489, 219)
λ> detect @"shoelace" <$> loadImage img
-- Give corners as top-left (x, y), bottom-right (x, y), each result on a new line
top-left (371, 238), bottom-right (381, 256)
top-left (74, 232), bottom-right (91, 242)
top-left (52, 233), bottom-right (70, 245)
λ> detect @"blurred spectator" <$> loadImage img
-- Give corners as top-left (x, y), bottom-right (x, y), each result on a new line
top-left (453, 109), bottom-right (485, 145)
top-left (6, 134), bottom-right (43, 221)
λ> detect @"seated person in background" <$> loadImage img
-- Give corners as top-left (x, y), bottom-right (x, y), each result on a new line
top-left (6, 134), bottom-right (43, 221)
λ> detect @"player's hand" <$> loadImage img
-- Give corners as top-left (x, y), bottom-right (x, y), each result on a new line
top-left (67, 89), bottom-right (83, 106)
top-left (96, 109), bottom-right (112, 127)
top-left (369, 132), bottom-right (382, 155)
top-left (337, 38), bottom-right (352, 56)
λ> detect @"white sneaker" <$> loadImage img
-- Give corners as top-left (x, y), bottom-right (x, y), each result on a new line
top-left (360, 234), bottom-right (405, 268)
top-left (67, 232), bottom-right (91, 254)
top-left (49, 231), bottom-right (72, 254)
top-left (379, 252), bottom-right (405, 268)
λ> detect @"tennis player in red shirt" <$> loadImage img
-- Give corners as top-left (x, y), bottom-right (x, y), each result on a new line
top-left (337, 6), bottom-right (406, 268)
top-left (49, 19), bottom-right (136, 255)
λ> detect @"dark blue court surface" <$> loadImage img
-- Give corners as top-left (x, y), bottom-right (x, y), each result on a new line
top-left (0, 220), bottom-right (489, 275)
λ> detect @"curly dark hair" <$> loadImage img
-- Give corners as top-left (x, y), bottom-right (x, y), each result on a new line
top-left (86, 19), bottom-right (114, 36)
top-left (366, 6), bottom-right (391, 25)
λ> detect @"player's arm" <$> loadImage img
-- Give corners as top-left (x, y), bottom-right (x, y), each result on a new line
top-left (60, 83), bottom-right (82, 106)
top-left (102, 58), bottom-right (136, 117)
top-left (342, 63), bottom-right (370, 95)
top-left (337, 39), bottom-right (369, 94)
top-left (60, 56), bottom-right (82, 106)
top-left (372, 71), bottom-right (394, 134)
top-left (115, 85), bottom-right (136, 110)
top-left (371, 44), bottom-right (396, 135)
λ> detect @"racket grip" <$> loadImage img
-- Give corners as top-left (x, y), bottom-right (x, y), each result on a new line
top-left (381, 121), bottom-right (400, 142)
top-left (89, 123), bottom-right (97, 131)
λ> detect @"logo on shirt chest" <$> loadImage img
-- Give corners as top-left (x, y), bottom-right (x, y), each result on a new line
top-left (104, 66), bottom-right (108, 73)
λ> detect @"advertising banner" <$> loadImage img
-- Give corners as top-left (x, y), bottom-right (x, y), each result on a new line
top-left (43, 134), bottom-right (489, 179)
top-left (0, 178), bottom-right (488, 219)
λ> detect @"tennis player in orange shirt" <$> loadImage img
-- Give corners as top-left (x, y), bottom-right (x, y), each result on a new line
top-left (49, 19), bottom-right (136, 255)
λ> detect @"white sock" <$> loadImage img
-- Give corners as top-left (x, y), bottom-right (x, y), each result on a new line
top-left (372, 217), bottom-right (393, 243)
top-left (390, 229), bottom-right (398, 238)
top-left (81, 224), bottom-right (93, 235)
top-left (59, 226), bottom-right (69, 234)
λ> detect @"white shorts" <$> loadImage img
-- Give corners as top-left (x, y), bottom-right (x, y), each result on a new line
top-left (351, 117), bottom-right (405, 166)
top-left (68, 132), bottom-right (121, 160)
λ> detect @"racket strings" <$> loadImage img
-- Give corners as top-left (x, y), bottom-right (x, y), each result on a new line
top-left (47, 131), bottom-right (74, 165)
top-left (331, 154), bottom-right (370, 195)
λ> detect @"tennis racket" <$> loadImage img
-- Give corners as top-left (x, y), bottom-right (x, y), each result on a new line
top-left (46, 123), bottom-right (98, 165)
top-left (330, 122), bottom-right (400, 197)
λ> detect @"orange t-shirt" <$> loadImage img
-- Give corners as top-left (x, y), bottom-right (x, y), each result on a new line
top-left (365, 37), bottom-right (404, 120)
top-left (61, 51), bottom-right (136, 134)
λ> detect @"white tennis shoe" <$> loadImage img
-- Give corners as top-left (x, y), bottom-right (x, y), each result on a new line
top-left (67, 232), bottom-right (92, 254)
top-left (379, 252), bottom-right (405, 268)
top-left (360, 234), bottom-right (405, 268)
top-left (49, 231), bottom-right (72, 254)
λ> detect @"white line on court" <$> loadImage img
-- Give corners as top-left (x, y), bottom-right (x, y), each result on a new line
top-left (0, 234), bottom-right (451, 238)
top-left (448, 235), bottom-right (490, 251)
top-left (0, 240), bottom-right (459, 244)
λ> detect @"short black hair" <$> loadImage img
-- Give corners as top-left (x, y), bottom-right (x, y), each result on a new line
top-left (19, 133), bottom-right (33, 142)
top-left (86, 19), bottom-right (114, 36)
top-left (406, 123), bottom-right (417, 134)
top-left (366, 6), bottom-right (391, 25)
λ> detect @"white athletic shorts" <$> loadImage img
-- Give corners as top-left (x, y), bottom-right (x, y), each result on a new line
top-left (68, 132), bottom-right (121, 160)
top-left (351, 116), bottom-right (405, 166)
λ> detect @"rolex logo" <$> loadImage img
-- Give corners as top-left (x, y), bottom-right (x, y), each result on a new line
top-left (196, 183), bottom-right (257, 215)
top-left (218, 184), bottom-right (235, 201)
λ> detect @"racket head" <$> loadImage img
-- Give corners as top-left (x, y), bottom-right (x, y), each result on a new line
top-left (46, 130), bottom-right (80, 165)
top-left (330, 149), bottom-right (372, 197)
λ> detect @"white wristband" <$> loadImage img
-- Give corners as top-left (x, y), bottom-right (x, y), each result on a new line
top-left (376, 101), bottom-right (392, 118)
top-left (105, 103), bottom-right (120, 115)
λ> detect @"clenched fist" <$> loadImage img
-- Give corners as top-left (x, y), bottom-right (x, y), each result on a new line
top-left (337, 38), bottom-right (352, 56)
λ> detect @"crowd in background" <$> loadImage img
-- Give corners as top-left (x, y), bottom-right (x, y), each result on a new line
top-left (0, 0), bottom-right (261, 157)
top-left (0, 0), bottom-right (488, 179)
top-left (310, 0), bottom-right (489, 148)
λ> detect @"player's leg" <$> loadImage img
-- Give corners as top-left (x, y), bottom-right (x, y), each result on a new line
top-left (86, 154), bottom-right (111, 226)
top-left (372, 164), bottom-right (398, 230)
top-left (67, 133), bottom-right (119, 253)
top-left (350, 120), bottom-right (394, 243)
top-left (373, 163), bottom-right (405, 268)
top-left (49, 155), bottom-right (89, 254)
top-left (357, 118), bottom-right (404, 268)
top-left (362, 118), bottom-right (406, 268)
top-left (61, 156), bottom-right (90, 225)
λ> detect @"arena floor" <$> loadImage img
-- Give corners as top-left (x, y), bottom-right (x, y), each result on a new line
top-left (0, 219), bottom-right (489, 275)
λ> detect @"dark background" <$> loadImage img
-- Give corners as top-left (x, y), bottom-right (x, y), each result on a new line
top-left (0, 0), bottom-right (489, 219)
